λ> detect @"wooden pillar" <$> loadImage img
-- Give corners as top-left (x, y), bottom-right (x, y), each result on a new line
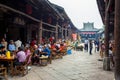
top-left (114, 0), bottom-right (120, 79)
top-left (26, 24), bottom-right (30, 42)
top-left (105, 2), bottom-right (110, 57)
top-left (68, 28), bottom-right (71, 40)
top-left (103, 0), bottom-right (110, 71)
top-left (56, 23), bottom-right (58, 41)
top-left (68, 29), bottom-right (71, 39)
top-left (38, 20), bottom-right (42, 44)
top-left (69, 28), bottom-right (72, 40)
top-left (67, 29), bottom-right (70, 40)
top-left (27, 24), bottom-right (32, 42)
top-left (61, 27), bottom-right (64, 39)
top-left (65, 28), bottom-right (67, 40)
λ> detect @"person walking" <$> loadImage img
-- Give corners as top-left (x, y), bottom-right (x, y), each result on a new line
top-left (84, 38), bottom-right (89, 51)
top-left (89, 40), bottom-right (93, 55)
top-left (74, 41), bottom-right (78, 51)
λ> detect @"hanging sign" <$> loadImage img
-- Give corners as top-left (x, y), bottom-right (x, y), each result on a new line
top-left (72, 33), bottom-right (77, 41)
top-left (13, 17), bottom-right (25, 25)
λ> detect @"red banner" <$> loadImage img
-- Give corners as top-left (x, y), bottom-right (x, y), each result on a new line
top-left (72, 34), bottom-right (77, 41)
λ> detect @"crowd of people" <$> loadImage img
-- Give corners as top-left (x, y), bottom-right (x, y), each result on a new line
top-left (0, 37), bottom-right (70, 76)
top-left (83, 38), bottom-right (115, 67)
top-left (0, 36), bottom-right (115, 78)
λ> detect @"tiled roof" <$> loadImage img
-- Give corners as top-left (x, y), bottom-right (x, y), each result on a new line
top-left (79, 22), bottom-right (99, 32)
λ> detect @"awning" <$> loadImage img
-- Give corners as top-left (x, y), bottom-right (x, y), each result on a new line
top-left (81, 32), bottom-right (96, 34)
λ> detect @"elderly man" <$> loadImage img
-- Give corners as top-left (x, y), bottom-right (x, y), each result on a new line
top-left (31, 45), bottom-right (40, 65)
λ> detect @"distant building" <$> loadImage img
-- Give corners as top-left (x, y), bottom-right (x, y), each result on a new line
top-left (79, 22), bottom-right (99, 42)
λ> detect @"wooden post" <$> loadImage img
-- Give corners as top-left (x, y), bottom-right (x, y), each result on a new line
top-left (65, 28), bottom-right (67, 40)
top-left (61, 27), bottom-right (64, 39)
top-left (68, 29), bottom-right (71, 39)
top-left (114, 0), bottom-right (120, 79)
top-left (69, 28), bottom-right (72, 40)
top-left (56, 23), bottom-right (58, 41)
top-left (26, 24), bottom-right (30, 42)
top-left (38, 20), bottom-right (42, 44)
top-left (105, 3), bottom-right (109, 57)
top-left (103, 0), bottom-right (110, 71)
top-left (27, 24), bottom-right (32, 42)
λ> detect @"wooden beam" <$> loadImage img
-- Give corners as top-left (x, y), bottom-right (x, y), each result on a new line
top-left (43, 29), bottom-right (55, 33)
top-left (106, 0), bottom-right (112, 12)
top-left (0, 4), bottom-right (40, 22)
top-left (42, 22), bottom-right (56, 28)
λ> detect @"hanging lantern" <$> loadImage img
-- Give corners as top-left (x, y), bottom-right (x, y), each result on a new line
top-left (48, 17), bottom-right (52, 24)
top-left (26, 4), bottom-right (32, 14)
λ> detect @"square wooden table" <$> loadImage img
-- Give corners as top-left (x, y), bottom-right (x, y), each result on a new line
top-left (0, 56), bottom-right (14, 76)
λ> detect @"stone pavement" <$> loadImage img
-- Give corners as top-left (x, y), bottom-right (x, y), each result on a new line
top-left (7, 50), bottom-right (114, 80)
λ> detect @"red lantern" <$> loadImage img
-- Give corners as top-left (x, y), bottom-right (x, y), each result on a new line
top-left (48, 17), bottom-right (52, 24)
top-left (26, 4), bottom-right (32, 14)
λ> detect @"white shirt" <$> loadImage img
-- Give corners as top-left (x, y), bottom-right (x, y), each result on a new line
top-left (84, 40), bottom-right (89, 44)
top-left (56, 43), bottom-right (60, 48)
top-left (15, 40), bottom-right (22, 50)
top-left (109, 50), bottom-right (113, 55)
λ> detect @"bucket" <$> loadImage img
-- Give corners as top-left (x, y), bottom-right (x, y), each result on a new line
top-left (67, 49), bottom-right (72, 55)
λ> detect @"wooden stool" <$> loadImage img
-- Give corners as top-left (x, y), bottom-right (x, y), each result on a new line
top-left (39, 56), bottom-right (49, 66)
top-left (0, 66), bottom-right (7, 80)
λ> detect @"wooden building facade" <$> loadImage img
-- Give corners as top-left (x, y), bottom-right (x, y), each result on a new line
top-left (97, 0), bottom-right (120, 79)
top-left (0, 0), bottom-right (77, 44)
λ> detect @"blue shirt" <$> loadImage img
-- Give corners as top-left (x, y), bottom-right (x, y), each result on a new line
top-left (43, 47), bottom-right (51, 56)
top-left (8, 44), bottom-right (16, 51)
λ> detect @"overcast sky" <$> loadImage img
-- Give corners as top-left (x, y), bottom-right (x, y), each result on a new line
top-left (49, 0), bottom-right (103, 29)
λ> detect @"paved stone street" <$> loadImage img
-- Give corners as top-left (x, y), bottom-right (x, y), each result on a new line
top-left (7, 49), bottom-right (114, 80)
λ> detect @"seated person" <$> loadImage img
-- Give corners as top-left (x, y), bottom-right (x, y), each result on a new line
top-left (56, 44), bottom-right (64, 53)
top-left (25, 46), bottom-right (32, 69)
top-left (55, 43), bottom-right (60, 50)
top-left (14, 47), bottom-right (26, 66)
top-left (8, 40), bottom-right (16, 52)
top-left (0, 46), bottom-right (6, 56)
top-left (31, 45), bottom-right (40, 65)
top-left (51, 43), bottom-right (56, 51)
top-left (42, 45), bottom-right (51, 57)
top-left (109, 47), bottom-right (114, 67)
top-left (25, 46), bottom-right (31, 65)
top-left (49, 43), bottom-right (58, 57)
top-left (0, 46), bottom-right (8, 67)
top-left (38, 44), bottom-right (43, 52)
